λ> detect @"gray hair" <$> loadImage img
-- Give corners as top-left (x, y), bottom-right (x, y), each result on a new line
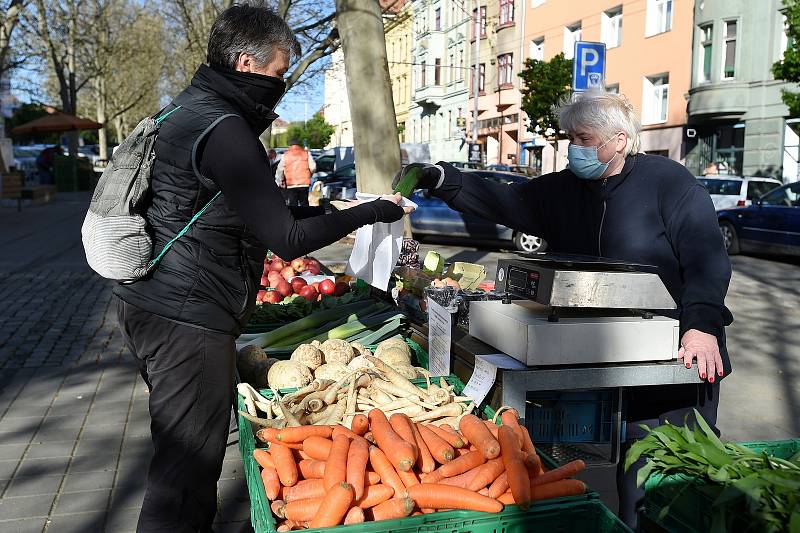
top-left (556, 89), bottom-right (642, 156)
top-left (207, 4), bottom-right (301, 70)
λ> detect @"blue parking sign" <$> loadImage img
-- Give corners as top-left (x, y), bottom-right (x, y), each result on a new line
top-left (573, 42), bottom-right (606, 92)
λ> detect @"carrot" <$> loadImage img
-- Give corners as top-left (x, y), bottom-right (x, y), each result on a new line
top-left (439, 469), bottom-right (479, 489)
top-left (283, 496), bottom-right (323, 522)
top-left (367, 497), bottom-right (415, 521)
top-left (256, 427), bottom-right (279, 444)
top-left (285, 478), bottom-right (326, 502)
top-left (302, 436), bottom-right (333, 461)
top-left (519, 426), bottom-right (538, 462)
top-left (355, 483), bottom-right (394, 508)
top-left (497, 491), bottom-right (515, 504)
top-left (389, 413), bottom-right (419, 461)
top-left (460, 415), bottom-right (500, 459)
top-left (428, 424), bottom-right (465, 448)
top-left (278, 425), bottom-right (332, 443)
top-left (478, 487), bottom-right (489, 496)
top-left (530, 459), bottom-right (586, 486)
top-left (455, 447), bottom-right (472, 457)
top-left (368, 445), bottom-right (406, 497)
top-left (351, 414), bottom-right (369, 435)
top-left (367, 470), bottom-right (381, 485)
top-left (499, 424), bottom-right (530, 510)
top-left (271, 499), bottom-right (286, 519)
top-left (269, 443), bottom-right (299, 487)
top-left (297, 450), bottom-right (312, 461)
top-left (410, 421), bottom-right (436, 474)
top-left (364, 431), bottom-right (375, 444)
top-left (254, 449), bottom-right (276, 469)
top-left (395, 464), bottom-right (420, 489)
top-left (524, 453), bottom-right (542, 479)
top-left (332, 424), bottom-right (369, 444)
top-left (488, 472), bottom-right (509, 498)
top-left (276, 519), bottom-right (304, 531)
top-left (500, 408), bottom-right (521, 427)
top-left (368, 409), bottom-right (416, 472)
top-left (260, 466), bottom-right (281, 500)
top-left (531, 479), bottom-right (586, 500)
top-left (423, 449), bottom-right (485, 483)
top-left (297, 459), bottom-right (326, 479)
top-left (467, 458), bottom-right (505, 492)
top-left (347, 436), bottom-right (370, 500)
top-left (323, 434), bottom-right (350, 490)
top-left (406, 484), bottom-right (504, 513)
top-left (308, 481), bottom-right (354, 528)
top-left (343, 506), bottom-right (365, 525)
top-left (417, 424), bottom-right (454, 464)
top-left (483, 420), bottom-right (500, 438)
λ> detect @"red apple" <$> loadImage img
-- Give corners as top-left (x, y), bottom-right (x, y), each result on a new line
top-left (276, 280), bottom-right (293, 298)
top-left (290, 277), bottom-right (308, 294)
top-left (304, 263), bottom-right (321, 275)
top-left (312, 282), bottom-right (320, 292)
top-left (298, 285), bottom-right (318, 302)
top-left (291, 258), bottom-right (307, 272)
top-left (256, 290), bottom-right (267, 303)
top-left (333, 281), bottom-right (350, 297)
top-left (262, 290), bottom-right (283, 304)
top-left (269, 259), bottom-right (286, 272)
top-left (260, 274), bottom-right (269, 287)
top-left (318, 279), bottom-right (335, 295)
top-left (280, 266), bottom-right (296, 281)
top-left (267, 270), bottom-right (283, 286)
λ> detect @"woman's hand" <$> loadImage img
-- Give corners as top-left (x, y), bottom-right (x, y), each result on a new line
top-left (379, 192), bottom-right (415, 214)
top-left (678, 329), bottom-right (724, 382)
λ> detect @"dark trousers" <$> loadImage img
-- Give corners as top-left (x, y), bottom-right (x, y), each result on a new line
top-left (117, 298), bottom-right (236, 533)
top-left (285, 186), bottom-right (309, 206)
top-left (617, 382), bottom-right (720, 529)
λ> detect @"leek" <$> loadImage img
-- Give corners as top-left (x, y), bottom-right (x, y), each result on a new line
top-left (347, 318), bottom-right (403, 345)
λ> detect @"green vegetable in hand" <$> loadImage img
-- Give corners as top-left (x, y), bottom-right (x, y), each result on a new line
top-left (394, 166), bottom-right (420, 198)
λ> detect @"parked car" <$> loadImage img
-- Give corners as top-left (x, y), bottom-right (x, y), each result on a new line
top-left (508, 165), bottom-right (539, 178)
top-left (449, 161), bottom-right (484, 170)
top-left (409, 170), bottom-right (547, 252)
top-left (318, 163), bottom-right (357, 200)
top-left (697, 175), bottom-right (782, 210)
top-left (12, 145), bottom-right (44, 181)
top-left (717, 181), bottom-right (800, 257)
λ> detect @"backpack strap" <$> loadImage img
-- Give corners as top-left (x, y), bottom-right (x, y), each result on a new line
top-left (155, 105), bottom-right (182, 124)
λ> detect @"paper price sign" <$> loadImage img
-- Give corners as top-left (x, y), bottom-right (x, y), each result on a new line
top-left (462, 356), bottom-right (498, 406)
top-left (427, 297), bottom-right (451, 377)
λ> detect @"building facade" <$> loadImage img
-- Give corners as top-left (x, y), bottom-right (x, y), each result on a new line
top-left (520, 0), bottom-right (693, 173)
top-left (323, 49), bottom-right (354, 149)
top-left (687, 0), bottom-right (794, 181)
top-left (385, 1), bottom-right (413, 143)
top-left (408, 0), bottom-right (470, 163)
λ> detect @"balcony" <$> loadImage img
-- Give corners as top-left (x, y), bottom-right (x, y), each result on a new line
top-left (413, 84), bottom-right (446, 107)
top-left (688, 82), bottom-right (748, 119)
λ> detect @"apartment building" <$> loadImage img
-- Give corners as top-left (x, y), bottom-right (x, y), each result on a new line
top-left (385, 0), bottom-right (413, 142)
top-left (687, 0), bottom-right (795, 180)
top-left (322, 49), bottom-right (354, 148)
top-left (465, 0), bottom-right (523, 166)
top-left (520, 0), bottom-right (692, 173)
top-left (408, 0), bottom-right (471, 163)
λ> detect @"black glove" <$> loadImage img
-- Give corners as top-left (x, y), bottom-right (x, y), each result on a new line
top-left (391, 163), bottom-right (445, 192)
top-left (362, 199), bottom-right (405, 224)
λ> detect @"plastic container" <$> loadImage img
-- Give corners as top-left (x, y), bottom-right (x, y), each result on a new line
top-left (643, 439), bottom-right (800, 533)
top-left (526, 390), bottom-right (615, 444)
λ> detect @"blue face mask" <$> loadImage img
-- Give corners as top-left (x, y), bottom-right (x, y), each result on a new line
top-left (567, 134), bottom-right (619, 180)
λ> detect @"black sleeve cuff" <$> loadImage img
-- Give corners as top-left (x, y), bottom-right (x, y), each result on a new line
top-left (680, 303), bottom-right (733, 338)
top-left (432, 161), bottom-right (464, 202)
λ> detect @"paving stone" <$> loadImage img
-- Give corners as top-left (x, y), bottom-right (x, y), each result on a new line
top-left (74, 436), bottom-right (123, 457)
top-left (68, 453), bottom-right (119, 473)
top-left (3, 473), bottom-right (64, 497)
top-left (104, 506), bottom-right (140, 533)
top-left (42, 510), bottom-right (107, 533)
top-left (14, 456), bottom-right (70, 478)
top-left (88, 400), bottom-right (132, 414)
top-left (0, 444), bottom-right (26, 462)
top-left (61, 468), bottom-right (117, 493)
top-left (216, 497), bottom-right (252, 523)
top-left (0, 492), bottom-right (55, 520)
top-left (37, 415), bottom-right (86, 430)
top-left (0, 459), bottom-right (21, 479)
top-left (52, 489), bottom-right (111, 515)
top-left (0, 429), bottom-right (37, 445)
top-left (0, 416), bottom-right (43, 434)
top-left (0, 516), bottom-right (49, 533)
top-left (217, 478), bottom-right (248, 502)
top-left (109, 482), bottom-right (145, 510)
top-left (24, 440), bottom-right (76, 459)
top-left (34, 424), bottom-right (82, 443)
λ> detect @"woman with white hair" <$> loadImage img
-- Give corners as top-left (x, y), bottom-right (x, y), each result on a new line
top-left (396, 90), bottom-right (732, 527)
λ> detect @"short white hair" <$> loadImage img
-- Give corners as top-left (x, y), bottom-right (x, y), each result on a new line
top-left (557, 89), bottom-right (642, 156)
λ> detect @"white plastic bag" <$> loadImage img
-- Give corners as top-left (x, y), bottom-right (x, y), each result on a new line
top-left (346, 193), bottom-right (417, 291)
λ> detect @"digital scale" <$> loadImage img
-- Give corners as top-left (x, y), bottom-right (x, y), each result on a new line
top-left (469, 254), bottom-right (681, 367)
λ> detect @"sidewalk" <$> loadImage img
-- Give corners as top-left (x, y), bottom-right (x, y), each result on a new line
top-left (0, 193), bottom-right (251, 533)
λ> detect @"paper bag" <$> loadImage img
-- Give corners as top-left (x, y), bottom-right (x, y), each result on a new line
top-left (346, 193), bottom-right (417, 291)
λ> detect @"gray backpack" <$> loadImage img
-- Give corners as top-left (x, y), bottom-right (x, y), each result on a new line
top-left (81, 106), bottom-right (219, 281)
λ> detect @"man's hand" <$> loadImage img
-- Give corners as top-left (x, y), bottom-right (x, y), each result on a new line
top-left (678, 329), bottom-right (724, 382)
top-left (391, 163), bottom-right (445, 192)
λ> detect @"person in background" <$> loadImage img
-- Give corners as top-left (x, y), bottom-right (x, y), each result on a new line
top-left (113, 6), bottom-right (410, 532)
top-left (276, 138), bottom-right (315, 206)
top-left (395, 89), bottom-right (732, 530)
top-left (36, 144), bottom-right (63, 185)
top-left (267, 148), bottom-right (279, 173)
top-left (268, 148), bottom-right (287, 202)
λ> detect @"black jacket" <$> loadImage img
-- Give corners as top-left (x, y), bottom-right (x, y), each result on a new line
top-left (435, 154), bottom-right (733, 373)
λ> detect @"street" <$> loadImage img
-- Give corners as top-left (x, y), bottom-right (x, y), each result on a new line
top-left (0, 194), bottom-right (798, 531)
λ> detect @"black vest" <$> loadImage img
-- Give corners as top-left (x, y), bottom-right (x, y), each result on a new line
top-left (114, 66), bottom-right (274, 335)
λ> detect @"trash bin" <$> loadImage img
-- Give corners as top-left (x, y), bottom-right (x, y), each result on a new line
top-left (55, 155), bottom-right (94, 191)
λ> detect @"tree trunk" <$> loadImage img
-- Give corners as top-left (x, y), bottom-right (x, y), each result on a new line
top-left (96, 77), bottom-right (108, 161)
top-left (334, 0), bottom-right (400, 195)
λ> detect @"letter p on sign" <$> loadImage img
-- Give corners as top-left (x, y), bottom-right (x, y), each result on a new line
top-left (572, 41), bottom-right (606, 92)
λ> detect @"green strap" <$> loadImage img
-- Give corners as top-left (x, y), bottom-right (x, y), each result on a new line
top-left (147, 191), bottom-right (222, 271)
top-left (155, 105), bottom-right (182, 124)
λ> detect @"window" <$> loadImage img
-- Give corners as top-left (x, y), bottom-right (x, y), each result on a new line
top-left (646, 0), bottom-right (672, 36)
top-left (762, 183), bottom-right (800, 207)
top-left (473, 6), bottom-right (487, 39)
top-left (451, 2), bottom-right (457, 27)
top-left (473, 63), bottom-right (485, 92)
top-left (529, 37), bottom-right (544, 61)
top-left (459, 53), bottom-right (465, 80)
top-left (449, 53), bottom-right (454, 83)
top-left (500, 0), bottom-right (514, 26)
top-left (722, 20), bottom-right (737, 79)
top-left (498, 53), bottom-right (513, 86)
top-left (602, 6), bottom-right (623, 48)
top-left (643, 74), bottom-right (669, 124)
top-left (435, 58), bottom-right (442, 85)
top-left (435, 7), bottom-right (441, 31)
top-left (699, 24), bottom-right (713, 82)
top-left (606, 83), bottom-right (619, 94)
top-left (564, 23), bottom-right (582, 59)
top-left (421, 61), bottom-right (427, 87)
top-left (747, 180), bottom-right (780, 200)
top-left (781, 14), bottom-right (790, 60)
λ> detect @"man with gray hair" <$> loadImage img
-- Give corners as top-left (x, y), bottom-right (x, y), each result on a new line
top-left (114, 5), bottom-right (408, 532)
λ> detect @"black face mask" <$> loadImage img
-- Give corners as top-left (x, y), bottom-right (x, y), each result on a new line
top-left (215, 67), bottom-right (287, 112)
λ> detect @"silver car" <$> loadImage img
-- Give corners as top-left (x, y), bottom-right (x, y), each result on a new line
top-left (697, 176), bottom-right (782, 210)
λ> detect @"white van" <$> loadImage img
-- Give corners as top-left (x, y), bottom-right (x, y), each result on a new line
top-left (696, 176), bottom-right (782, 210)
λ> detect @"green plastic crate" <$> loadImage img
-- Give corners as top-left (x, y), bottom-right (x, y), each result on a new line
top-left (643, 439), bottom-right (800, 533)
top-left (237, 373), bottom-right (617, 533)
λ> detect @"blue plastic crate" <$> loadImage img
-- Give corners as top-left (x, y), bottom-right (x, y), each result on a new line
top-left (525, 390), bottom-right (614, 444)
